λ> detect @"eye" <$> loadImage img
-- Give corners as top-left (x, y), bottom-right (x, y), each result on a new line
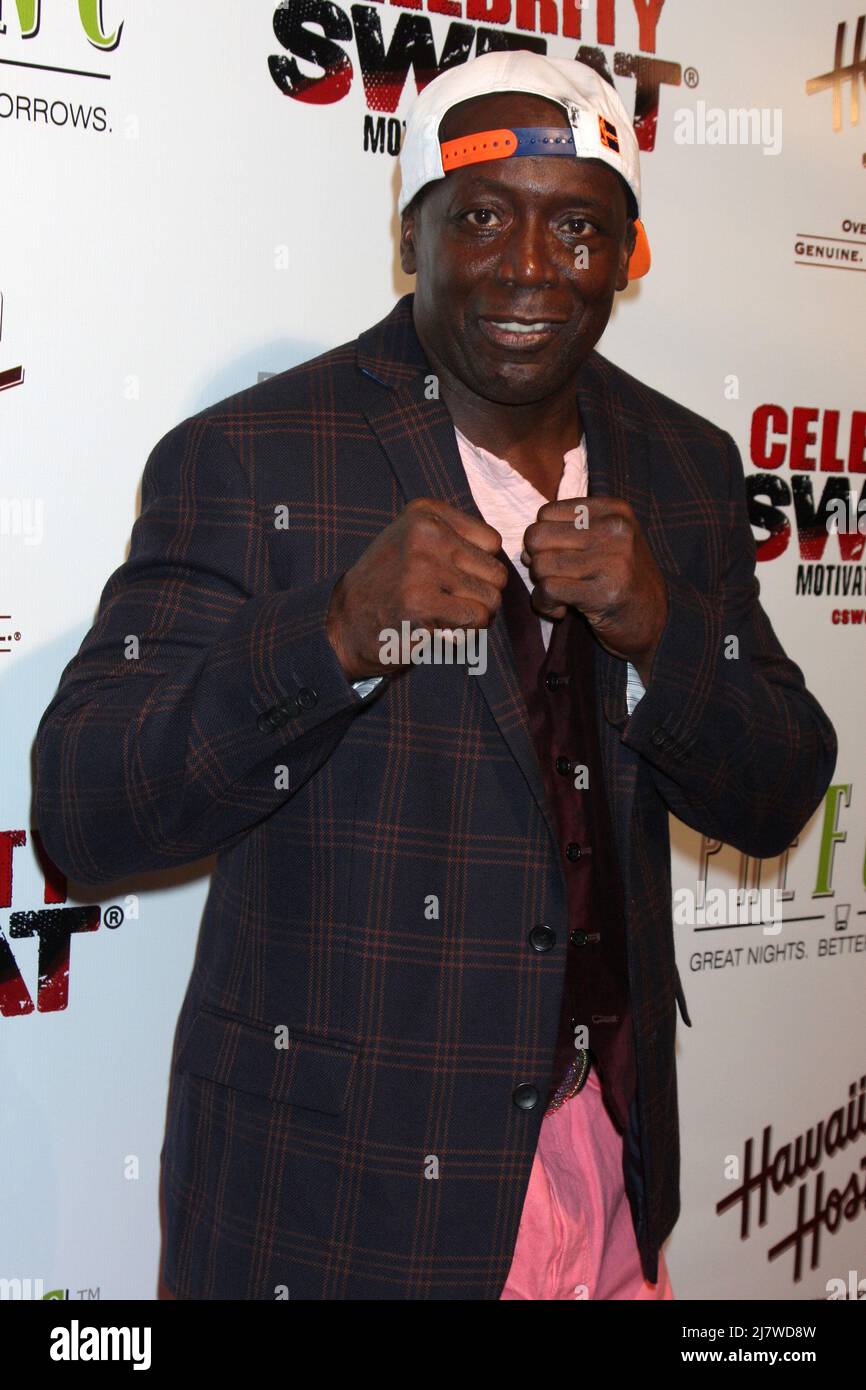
top-left (461, 208), bottom-right (502, 228)
top-left (562, 217), bottom-right (597, 237)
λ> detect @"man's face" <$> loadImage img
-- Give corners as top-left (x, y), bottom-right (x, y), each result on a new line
top-left (400, 91), bottom-right (636, 406)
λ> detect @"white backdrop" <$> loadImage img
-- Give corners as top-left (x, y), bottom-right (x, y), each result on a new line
top-left (1, 0), bottom-right (863, 1300)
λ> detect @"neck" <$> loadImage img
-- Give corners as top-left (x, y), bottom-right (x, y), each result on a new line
top-left (412, 308), bottom-right (585, 499)
top-left (444, 384), bottom-right (582, 501)
top-left (450, 390), bottom-right (580, 449)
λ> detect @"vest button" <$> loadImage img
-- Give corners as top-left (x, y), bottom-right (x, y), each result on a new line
top-left (569, 928), bottom-right (589, 947)
top-left (565, 841), bottom-right (582, 862)
top-left (528, 924), bottom-right (556, 952)
top-left (545, 672), bottom-right (568, 691)
top-left (555, 755), bottom-right (573, 776)
top-left (512, 1083), bottom-right (540, 1111)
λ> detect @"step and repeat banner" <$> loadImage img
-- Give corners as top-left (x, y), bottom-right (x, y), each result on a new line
top-left (1, 1), bottom-right (863, 1301)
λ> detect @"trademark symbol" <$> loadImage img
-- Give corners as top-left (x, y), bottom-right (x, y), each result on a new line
top-left (104, 905), bottom-right (124, 929)
top-left (684, 67), bottom-right (699, 88)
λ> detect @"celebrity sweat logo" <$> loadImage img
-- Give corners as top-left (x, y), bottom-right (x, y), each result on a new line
top-left (0, 830), bottom-right (102, 1016)
top-left (747, 403), bottom-right (866, 617)
top-left (269, 0), bottom-right (683, 155)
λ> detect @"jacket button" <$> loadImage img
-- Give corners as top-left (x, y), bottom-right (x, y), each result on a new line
top-left (565, 842), bottom-right (582, 862)
top-left (555, 756), bottom-right (572, 776)
top-left (651, 728), bottom-right (668, 747)
top-left (257, 711), bottom-right (276, 733)
top-left (569, 928), bottom-right (589, 947)
top-left (280, 698), bottom-right (299, 717)
top-left (297, 687), bottom-right (318, 710)
top-left (528, 924), bottom-right (556, 952)
top-left (512, 1083), bottom-right (539, 1111)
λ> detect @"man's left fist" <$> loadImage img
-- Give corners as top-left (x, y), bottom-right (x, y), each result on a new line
top-left (521, 496), bottom-right (669, 686)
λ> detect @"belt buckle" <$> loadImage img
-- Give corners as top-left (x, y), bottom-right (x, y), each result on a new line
top-left (545, 1047), bottom-right (591, 1114)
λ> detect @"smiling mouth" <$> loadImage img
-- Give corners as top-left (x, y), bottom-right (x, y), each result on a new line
top-left (478, 317), bottom-right (566, 351)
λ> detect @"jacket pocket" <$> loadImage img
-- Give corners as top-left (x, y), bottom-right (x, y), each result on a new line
top-left (674, 966), bottom-right (692, 1027)
top-left (176, 1003), bottom-right (359, 1115)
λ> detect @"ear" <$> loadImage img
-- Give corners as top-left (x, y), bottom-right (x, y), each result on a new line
top-left (400, 211), bottom-right (418, 275)
top-left (615, 219), bottom-right (637, 291)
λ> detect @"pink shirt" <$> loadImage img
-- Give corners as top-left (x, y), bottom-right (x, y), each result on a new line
top-left (454, 425), bottom-right (587, 655)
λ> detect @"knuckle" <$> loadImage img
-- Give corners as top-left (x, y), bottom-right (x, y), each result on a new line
top-left (484, 584), bottom-right (503, 614)
top-left (410, 513), bottom-right (439, 544)
top-left (400, 579), bottom-right (426, 616)
top-left (601, 578), bottom-right (621, 609)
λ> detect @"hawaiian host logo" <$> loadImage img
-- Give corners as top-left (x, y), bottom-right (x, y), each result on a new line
top-left (806, 15), bottom-right (865, 139)
top-left (797, 17), bottom-right (866, 272)
top-left (716, 1073), bottom-right (866, 1284)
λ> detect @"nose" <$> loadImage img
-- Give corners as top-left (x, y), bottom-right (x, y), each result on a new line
top-left (494, 212), bottom-right (558, 289)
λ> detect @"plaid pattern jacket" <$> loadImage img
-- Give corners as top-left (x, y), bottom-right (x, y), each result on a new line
top-left (34, 293), bottom-right (837, 1299)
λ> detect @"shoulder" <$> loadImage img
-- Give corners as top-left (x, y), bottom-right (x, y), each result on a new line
top-left (193, 335), bottom-right (361, 431)
top-left (586, 349), bottom-right (734, 454)
top-left (137, 335), bottom-right (364, 501)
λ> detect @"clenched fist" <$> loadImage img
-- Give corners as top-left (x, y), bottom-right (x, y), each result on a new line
top-left (521, 496), bottom-right (668, 685)
top-left (326, 498), bottom-right (508, 683)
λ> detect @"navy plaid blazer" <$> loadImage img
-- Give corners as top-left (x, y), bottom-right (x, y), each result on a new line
top-left (34, 293), bottom-right (837, 1299)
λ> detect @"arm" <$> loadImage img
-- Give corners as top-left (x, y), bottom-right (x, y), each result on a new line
top-left (34, 415), bottom-right (379, 884)
top-left (619, 432), bottom-right (837, 857)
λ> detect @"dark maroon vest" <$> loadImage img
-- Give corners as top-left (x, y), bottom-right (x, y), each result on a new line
top-left (498, 556), bottom-right (637, 1134)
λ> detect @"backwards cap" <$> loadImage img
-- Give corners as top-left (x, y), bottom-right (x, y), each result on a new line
top-left (399, 49), bottom-right (650, 279)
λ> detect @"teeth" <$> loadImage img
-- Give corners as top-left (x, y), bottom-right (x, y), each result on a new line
top-left (493, 321), bottom-right (552, 333)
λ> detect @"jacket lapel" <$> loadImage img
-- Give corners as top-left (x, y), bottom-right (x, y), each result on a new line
top-left (355, 294), bottom-right (650, 876)
top-left (574, 357), bottom-right (653, 895)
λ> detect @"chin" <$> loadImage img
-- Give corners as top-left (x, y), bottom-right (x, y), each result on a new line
top-left (478, 371), bottom-right (560, 405)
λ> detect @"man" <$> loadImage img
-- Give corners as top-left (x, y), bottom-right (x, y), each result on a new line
top-left (34, 50), bottom-right (836, 1300)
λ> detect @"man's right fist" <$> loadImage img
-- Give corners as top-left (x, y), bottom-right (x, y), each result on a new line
top-left (325, 498), bottom-right (508, 683)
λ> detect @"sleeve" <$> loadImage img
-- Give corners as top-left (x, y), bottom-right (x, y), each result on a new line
top-left (618, 431), bottom-right (837, 858)
top-left (34, 414), bottom-right (383, 884)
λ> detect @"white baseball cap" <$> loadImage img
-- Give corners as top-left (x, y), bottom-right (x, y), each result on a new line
top-left (398, 49), bottom-right (650, 278)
